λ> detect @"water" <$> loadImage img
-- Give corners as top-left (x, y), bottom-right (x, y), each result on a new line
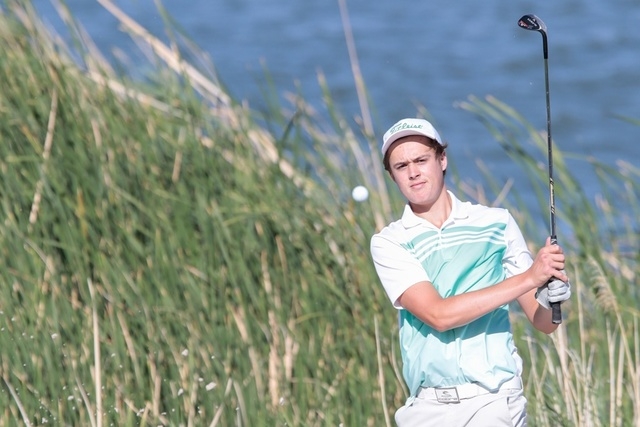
top-left (32, 0), bottom-right (640, 197)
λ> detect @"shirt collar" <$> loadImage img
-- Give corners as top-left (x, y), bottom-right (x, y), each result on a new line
top-left (400, 190), bottom-right (470, 229)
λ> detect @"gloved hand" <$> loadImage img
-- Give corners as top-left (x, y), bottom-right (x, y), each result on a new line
top-left (535, 273), bottom-right (571, 310)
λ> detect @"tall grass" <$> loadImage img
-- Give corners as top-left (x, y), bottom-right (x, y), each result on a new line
top-left (0, 1), bottom-right (638, 426)
top-left (459, 95), bottom-right (640, 427)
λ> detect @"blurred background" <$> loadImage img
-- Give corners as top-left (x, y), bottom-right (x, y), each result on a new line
top-left (1, 2), bottom-right (636, 425)
top-left (34, 0), bottom-right (640, 192)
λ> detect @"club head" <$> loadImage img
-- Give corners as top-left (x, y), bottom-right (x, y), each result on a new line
top-left (518, 14), bottom-right (547, 33)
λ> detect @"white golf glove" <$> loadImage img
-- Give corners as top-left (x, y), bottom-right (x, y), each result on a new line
top-left (535, 273), bottom-right (571, 310)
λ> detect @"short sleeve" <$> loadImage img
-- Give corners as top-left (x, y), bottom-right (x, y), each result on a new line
top-left (502, 213), bottom-right (533, 277)
top-left (370, 233), bottom-right (430, 308)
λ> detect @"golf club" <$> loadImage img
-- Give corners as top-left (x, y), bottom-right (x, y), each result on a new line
top-left (517, 14), bottom-right (562, 324)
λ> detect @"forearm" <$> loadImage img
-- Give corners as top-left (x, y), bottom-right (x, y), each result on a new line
top-left (518, 289), bottom-right (559, 334)
top-left (399, 272), bottom-right (538, 332)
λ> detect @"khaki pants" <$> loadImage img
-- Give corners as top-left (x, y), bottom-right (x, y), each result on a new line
top-left (395, 380), bottom-right (527, 427)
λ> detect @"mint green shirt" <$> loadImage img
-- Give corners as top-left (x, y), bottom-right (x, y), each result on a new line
top-left (371, 192), bottom-right (532, 397)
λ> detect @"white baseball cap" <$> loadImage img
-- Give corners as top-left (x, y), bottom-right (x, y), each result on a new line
top-left (381, 118), bottom-right (443, 157)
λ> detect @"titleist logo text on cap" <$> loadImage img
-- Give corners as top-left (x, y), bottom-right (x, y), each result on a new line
top-left (389, 122), bottom-right (424, 135)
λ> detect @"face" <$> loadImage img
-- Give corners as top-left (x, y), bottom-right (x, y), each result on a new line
top-left (387, 136), bottom-right (447, 211)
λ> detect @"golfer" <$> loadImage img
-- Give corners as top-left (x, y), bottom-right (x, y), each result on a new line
top-left (370, 118), bottom-right (571, 426)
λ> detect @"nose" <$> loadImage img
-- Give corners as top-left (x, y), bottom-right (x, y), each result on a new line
top-left (408, 162), bottom-right (420, 179)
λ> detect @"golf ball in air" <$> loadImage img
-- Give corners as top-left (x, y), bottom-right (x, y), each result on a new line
top-left (351, 185), bottom-right (369, 202)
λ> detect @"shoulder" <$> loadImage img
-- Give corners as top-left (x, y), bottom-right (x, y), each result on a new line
top-left (469, 203), bottom-right (510, 218)
top-left (456, 196), bottom-right (512, 224)
top-left (371, 217), bottom-right (407, 246)
top-left (460, 202), bottom-right (525, 244)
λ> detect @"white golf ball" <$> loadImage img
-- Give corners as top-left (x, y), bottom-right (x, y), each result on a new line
top-left (351, 185), bottom-right (369, 202)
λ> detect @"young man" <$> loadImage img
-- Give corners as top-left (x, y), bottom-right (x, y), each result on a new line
top-left (370, 118), bottom-right (571, 426)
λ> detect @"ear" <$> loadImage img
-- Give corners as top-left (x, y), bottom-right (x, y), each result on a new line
top-left (440, 151), bottom-right (448, 171)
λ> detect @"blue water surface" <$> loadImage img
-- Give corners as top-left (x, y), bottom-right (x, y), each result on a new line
top-left (32, 0), bottom-right (640, 213)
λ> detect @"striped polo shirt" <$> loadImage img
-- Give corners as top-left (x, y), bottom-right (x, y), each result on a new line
top-left (370, 191), bottom-right (533, 397)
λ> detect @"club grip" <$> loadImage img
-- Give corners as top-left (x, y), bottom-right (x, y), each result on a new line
top-left (551, 301), bottom-right (562, 324)
top-left (549, 235), bottom-right (562, 324)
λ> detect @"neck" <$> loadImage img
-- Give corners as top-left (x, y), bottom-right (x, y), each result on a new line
top-left (410, 188), bottom-right (452, 228)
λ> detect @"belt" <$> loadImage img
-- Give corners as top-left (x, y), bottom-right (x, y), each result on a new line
top-left (416, 376), bottom-right (523, 402)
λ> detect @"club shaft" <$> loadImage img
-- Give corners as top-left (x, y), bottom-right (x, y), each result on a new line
top-left (543, 51), bottom-right (555, 240)
top-left (518, 15), bottom-right (563, 323)
top-left (539, 27), bottom-right (562, 324)
top-left (544, 58), bottom-right (557, 240)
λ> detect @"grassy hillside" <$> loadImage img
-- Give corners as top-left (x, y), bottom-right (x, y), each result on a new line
top-left (0, 1), bottom-right (638, 426)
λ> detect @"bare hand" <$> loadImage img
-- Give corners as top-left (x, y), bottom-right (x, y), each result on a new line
top-left (528, 237), bottom-right (568, 288)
